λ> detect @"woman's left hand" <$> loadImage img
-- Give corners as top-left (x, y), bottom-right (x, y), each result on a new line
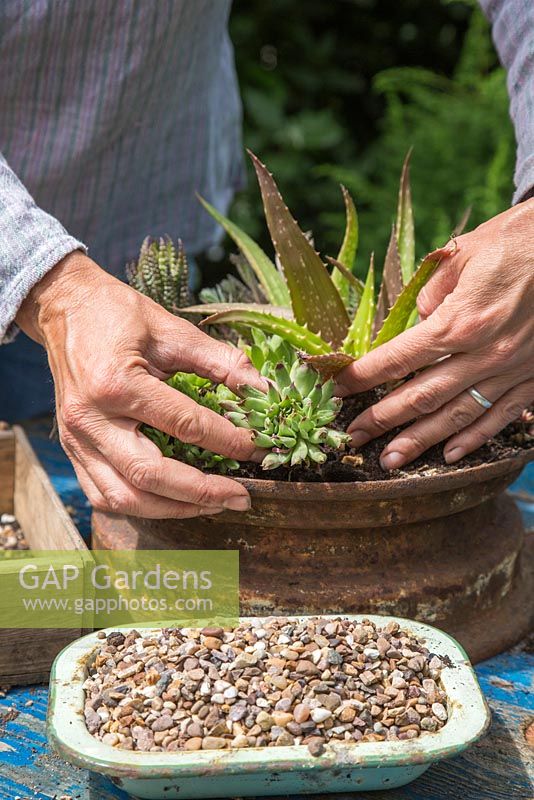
top-left (337, 199), bottom-right (534, 470)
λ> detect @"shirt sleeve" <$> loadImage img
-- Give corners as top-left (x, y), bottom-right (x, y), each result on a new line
top-left (479, 0), bottom-right (534, 203)
top-left (0, 153), bottom-right (86, 344)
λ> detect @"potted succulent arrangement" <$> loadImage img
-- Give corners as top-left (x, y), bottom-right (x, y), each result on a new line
top-left (92, 152), bottom-right (534, 663)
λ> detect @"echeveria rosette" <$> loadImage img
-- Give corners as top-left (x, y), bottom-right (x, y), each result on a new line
top-left (222, 360), bottom-right (350, 470)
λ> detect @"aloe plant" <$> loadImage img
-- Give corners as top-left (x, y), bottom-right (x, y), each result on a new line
top-left (186, 151), bottom-right (448, 378)
top-left (127, 150), bottom-right (452, 474)
top-left (126, 236), bottom-right (191, 312)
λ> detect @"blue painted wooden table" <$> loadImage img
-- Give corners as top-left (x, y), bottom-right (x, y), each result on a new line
top-left (0, 426), bottom-right (532, 800)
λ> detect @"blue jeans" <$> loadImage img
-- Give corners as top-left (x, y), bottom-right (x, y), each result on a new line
top-left (0, 333), bottom-right (55, 422)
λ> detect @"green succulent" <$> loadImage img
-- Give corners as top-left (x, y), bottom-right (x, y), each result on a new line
top-left (131, 150), bottom-right (453, 475)
top-left (127, 236), bottom-right (191, 313)
top-left (244, 329), bottom-right (298, 376)
top-left (199, 254), bottom-right (267, 306)
top-left (221, 356), bottom-right (350, 470)
top-left (188, 151), bottom-right (453, 380)
top-left (143, 338), bottom-right (348, 472)
top-left (142, 372), bottom-right (240, 475)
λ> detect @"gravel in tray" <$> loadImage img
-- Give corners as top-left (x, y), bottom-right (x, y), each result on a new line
top-left (84, 618), bottom-right (449, 756)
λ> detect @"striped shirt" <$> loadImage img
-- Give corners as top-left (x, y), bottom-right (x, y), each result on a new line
top-left (0, 0), bottom-right (533, 350)
top-left (481, 0), bottom-right (534, 203)
top-left (0, 0), bottom-right (244, 343)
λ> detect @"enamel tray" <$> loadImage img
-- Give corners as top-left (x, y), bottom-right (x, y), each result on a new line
top-left (47, 615), bottom-right (490, 799)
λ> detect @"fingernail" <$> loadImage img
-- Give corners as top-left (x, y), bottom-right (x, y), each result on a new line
top-left (380, 451), bottom-right (405, 471)
top-left (223, 495), bottom-right (251, 512)
top-left (444, 447), bottom-right (464, 464)
top-left (349, 429), bottom-right (370, 448)
top-left (200, 506), bottom-right (224, 515)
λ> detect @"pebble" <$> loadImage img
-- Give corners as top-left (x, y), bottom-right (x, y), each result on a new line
top-left (295, 660), bottom-right (320, 676)
top-left (272, 711), bottom-right (293, 727)
top-left (363, 648), bottom-right (379, 660)
top-left (184, 737), bottom-right (203, 750)
top-left (201, 626), bottom-right (224, 639)
top-left (84, 618), bottom-right (449, 757)
top-left (338, 705), bottom-right (356, 723)
top-left (151, 715), bottom-right (174, 732)
top-left (256, 711), bottom-right (274, 731)
top-left (203, 637), bottom-right (222, 651)
top-left (202, 736), bottom-right (227, 750)
top-left (307, 737), bottom-right (326, 757)
top-left (311, 707), bottom-right (332, 724)
top-left (293, 703), bottom-right (310, 723)
top-left (232, 652), bottom-right (259, 669)
top-left (431, 702), bottom-right (448, 722)
top-left (232, 734), bottom-right (250, 748)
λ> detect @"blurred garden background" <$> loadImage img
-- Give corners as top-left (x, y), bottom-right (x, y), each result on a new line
top-left (204, 0), bottom-right (515, 284)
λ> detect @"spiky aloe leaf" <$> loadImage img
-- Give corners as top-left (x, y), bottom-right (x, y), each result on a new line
top-left (232, 253), bottom-right (266, 302)
top-left (249, 151), bottom-right (350, 349)
top-left (198, 196), bottom-right (290, 307)
top-left (373, 225), bottom-right (403, 335)
top-left (299, 351), bottom-right (355, 381)
top-left (452, 206), bottom-right (472, 237)
top-left (372, 246), bottom-right (451, 349)
top-left (331, 186), bottom-right (359, 307)
top-left (200, 309), bottom-right (332, 355)
top-left (396, 150), bottom-right (415, 285)
top-left (326, 257), bottom-right (364, 299)
top-left (342, 254), bottom-right (376, 357)
top-left (182, 303), bottom-right (293, 319)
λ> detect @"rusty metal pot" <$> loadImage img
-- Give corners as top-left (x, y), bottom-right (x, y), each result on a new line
top-left (92, 450), bottom-right (534, 663)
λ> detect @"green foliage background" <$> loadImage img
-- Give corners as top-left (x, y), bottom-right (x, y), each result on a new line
top-left (203, 0), bottom-right (515, 283)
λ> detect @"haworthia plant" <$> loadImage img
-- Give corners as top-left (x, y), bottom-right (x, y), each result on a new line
top-left (126, 236), bottom-right (191, 313)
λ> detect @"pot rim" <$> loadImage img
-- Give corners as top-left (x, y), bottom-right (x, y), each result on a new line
top-left (233, 447), bottom-right (534, 499)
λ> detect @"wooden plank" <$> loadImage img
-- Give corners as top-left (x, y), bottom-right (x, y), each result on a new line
top-left (13, 426), bottom-right (84, 551)
top-left (0, 426), bottom-right (89, 685)
top-left (0, 430), bottom-right (15, 514)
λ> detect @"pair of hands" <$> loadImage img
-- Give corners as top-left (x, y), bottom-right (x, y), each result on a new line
top-left (17, 200), bottom-right (534, 517)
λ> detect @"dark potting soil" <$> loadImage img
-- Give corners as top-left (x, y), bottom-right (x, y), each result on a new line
top-left (234, 389), bottom-right (534, 484)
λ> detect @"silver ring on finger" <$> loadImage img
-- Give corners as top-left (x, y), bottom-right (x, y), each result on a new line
top-left (467, 386), bottom-right (493, 410)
